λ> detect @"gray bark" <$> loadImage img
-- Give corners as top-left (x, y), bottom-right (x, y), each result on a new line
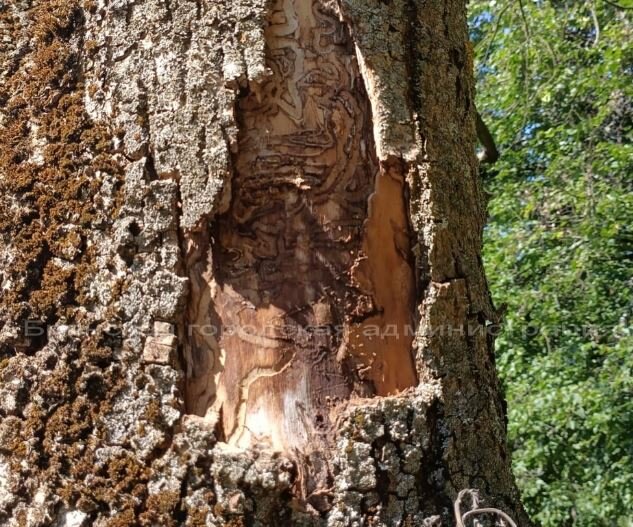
top-left (0, 0), bottom-right (531, 525)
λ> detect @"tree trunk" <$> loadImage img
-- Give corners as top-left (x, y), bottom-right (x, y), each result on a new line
top-left (0, 0), bottom-right (531, 525)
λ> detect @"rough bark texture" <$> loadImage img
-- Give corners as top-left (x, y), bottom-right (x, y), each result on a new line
top-left (0, 0), bottom-right (531, 526)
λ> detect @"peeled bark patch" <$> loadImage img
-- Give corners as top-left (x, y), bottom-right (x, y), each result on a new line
top-left (185, 0), bottom-right (417, 452)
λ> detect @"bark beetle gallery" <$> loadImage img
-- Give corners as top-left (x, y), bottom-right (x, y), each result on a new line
top-left (185, 0), bottom-right (418, 451)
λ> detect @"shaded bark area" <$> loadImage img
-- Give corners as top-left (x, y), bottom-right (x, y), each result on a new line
top-left (0, 0), bottom-right (532, 526)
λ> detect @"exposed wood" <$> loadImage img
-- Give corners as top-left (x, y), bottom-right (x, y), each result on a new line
top-left (185, 0), bottom-right (417, 451)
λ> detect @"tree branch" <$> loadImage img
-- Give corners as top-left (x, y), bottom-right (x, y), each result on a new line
top-left (476, 111), bottom-right (500, 164)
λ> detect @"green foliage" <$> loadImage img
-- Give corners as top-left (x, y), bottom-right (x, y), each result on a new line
top-left (469, 1), bottom-right (633, 525)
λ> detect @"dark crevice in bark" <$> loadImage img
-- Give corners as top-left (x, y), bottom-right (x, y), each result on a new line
top-left (112, 42), bottom-right (138, 64)
top-left (402, 0), bottom-right (434, 303)
top-left (145, 151), bottom-right (159, 181)
top-left (419, 399), bottom-right (453, 521)
top-left (173, 467), bottom-right (190, 524)
top-left (372, 434), bottom-right (392, 506)
top-left (163, 0), bottom-right (174, 23)
top-left (403, 0), bottom-right (424, 145)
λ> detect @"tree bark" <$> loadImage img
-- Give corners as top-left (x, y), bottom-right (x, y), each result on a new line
top-left (0, 0), bottom-right (531, 525)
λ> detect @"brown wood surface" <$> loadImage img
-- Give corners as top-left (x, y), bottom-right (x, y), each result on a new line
top-left (186, 0), bottom-right (417, 451)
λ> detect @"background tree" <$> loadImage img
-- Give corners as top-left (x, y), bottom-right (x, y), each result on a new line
top-left (469, 1), bottom-right (633, 525)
